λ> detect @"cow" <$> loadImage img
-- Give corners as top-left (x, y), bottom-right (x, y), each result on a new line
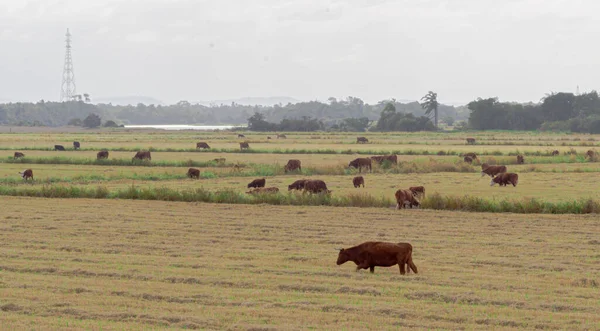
top-left (463, 152), bottom-right (477, 160)
top-left (516, 155), bottom-right (525, 164)
top-left (395, 189), bottom-right (420, 209)
top-left (409, 186), bottom-right (425, 199)
top-left (371, 155), bottom-right (397, 165)
top-left (491, 173), bottom-right (519, 187)
top-left (303, 180), bottom-right (331, 194)
top-left (481, 163), bottom-right (507, 177)
top-left (246, 187), bottom-right (279, 194)
top-left (187, 168), bottom-right (200, 179)
top-left (353, 176), bottom-right (364, 188)
top-left (196, 142), bottom-right (210, 149)
top-left (97, 150), bottom-right (109, 159)
top-left (19, 169), bottom-right (33, 181)
top-left (247, 178), bottom-right (266, 188)
top-left (288, 179), bottom-right (308, 191)
top-left (73, 141), bottom-right (80, 150)
top-left (466, 138), bottom-right (476, 145)
top-left (336, 241), bottom-right (418, 275)
top-left (132, 151), bottom-right (151, 161)
top-left (267, 136), bottom-right (272, 140)
top-left (586, 150), bottom-right (595, 159)
top-left (54, 145), bottom-right (66, 151)
top-left (357, 137), bottom-right (369, 144)
top-left (213, 158), bottom-right (226, 164)
top-left (240, 142), bottom-right (250, 150)
top-left (277, 134), bottom-right (287, 139)
top-left (463, 156), bottom-right (473, 164)
top-left (238, 134), bottom-right (246, 138)
top-left (13, 152), bottom-right (25, 159)
top-left (284, 159), bottom-right (302, 173)
top-left (348, 158), bottom-right (372, 173)
top-left (551, 150), bottom-right (560, 156)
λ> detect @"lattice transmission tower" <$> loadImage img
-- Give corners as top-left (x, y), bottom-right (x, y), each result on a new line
top-left (60, 28), bottom-right (76, 102)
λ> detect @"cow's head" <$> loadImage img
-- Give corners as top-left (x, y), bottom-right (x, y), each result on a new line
top-left (336, 248), bottom-right (350, 265)
top-left (490, 177), bottom-right (498, 186)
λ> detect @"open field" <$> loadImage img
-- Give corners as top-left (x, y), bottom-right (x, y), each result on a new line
top-left (1, 197), bottom-right (599, 330)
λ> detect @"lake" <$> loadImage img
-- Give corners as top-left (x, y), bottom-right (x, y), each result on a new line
top-left (124, 125), bottom-right (243, 131)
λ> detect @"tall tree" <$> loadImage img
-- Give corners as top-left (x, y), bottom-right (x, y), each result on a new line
top-left (420, 91), bottom-right (439, 128)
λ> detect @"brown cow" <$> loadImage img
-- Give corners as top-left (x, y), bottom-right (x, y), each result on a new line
top-left (481, 163), bottom-right (507, 177)
top-left (196, 142), bottom-right (210, 149)
top-left (187, 168), bottom-right (200, 179)
top-left (13, 152), bottom-right (25, 159)
top-left (466, 138), bottom-right (476, 145)
top-left (463, 156), bottom-right (473, 164)
top-left (247, 178), bottom-right (266, 188)
top-left (357, 137), bottom-right (369, 144)
top-left (353, 176), bottom-right (364, 188)
top-left (303, 180), bottom-right (331, 194)
top-left (586, 150), bottom-right (595, 158)
top-left (54, 145), bottom-right (66, 151)
top-left (551, 150), bottom-right (560, 156)
top-left (371, 155), bottom-right (397, 165)
top-left (409, 186), bottom-right (425, 199)
top-left (246, 187), bottom-right (279, 194)
top-left (336, 241), bottom-right (418, 275)
top-left (288, 179), bottom-right (308, 191)
top-left (395, 189), bottom-right (420, 209)
top-left (19, 169), bottom-right (33, 181)
top-left (516, 155), bottom-right (525, 164)
top-left (491, 173), bottom-right (519, 187)
top-left (238, 134), bottom-right (246, 138)
top-left (97, 150), bottom-right (109, 159)
top-left (132, 151), bottom-right (151, 161)
top-left (277, 134), bottom-right (287, 139)
top-left (267, 136), bottom-right (271, 139)
top-left (349, 158), bottom-right (372, 173)
top-left (213, 158), bottom-right (226, 164)
top-left (73, 141), bottom-right (80, 150)
top-left (463, 152), bottom-right (477, 159)
top-left (240, 142), bottom-right (250, 150)
top-left (284, 159), bottom-right (302, 173)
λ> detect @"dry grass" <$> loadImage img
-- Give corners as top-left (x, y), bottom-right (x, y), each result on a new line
top-left (0, 197), bottom-right (599, 330)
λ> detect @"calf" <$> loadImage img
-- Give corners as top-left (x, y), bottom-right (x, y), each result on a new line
top-left (19, 169), bottom-right (33, 181)
top-left (466, 138), bottom-right (476, 145)
top-left (551, 150), bottom-right (559, 156)
top-left (303, 180), bottom-right (331, 194)
top-left (348, 158), bottom-right (372, 173)
top-left (13, 152), bottom-right (25, 159)
top-left (97, 150), bottom-right (109, 159)
top-left (491, 173), bottom-right (519, 187)
top-left (196, 142), bottom-right (210, 149)
top-left (284, 159), bottom-right (302, 173)
top-left (336, 241), bottom-right (418, 275)
top-left (517, 155), bottom-right (525, 164)
top-left (353, 176), bottom-right (364, 188)
top-left (187, 168), bottom-right (200, 179)
top-left (395, 189), bottom-right (420, 209)
top-left (240, 142), bottom-right (250, 150)
top-left (54, 145), bottom-right (66, 151)
top-left (73, 141), bottom-right (80, 149)
top-left (356, 137), bottom-right (369, 144)
top-left (481, 163), bottom-right (507, 177)
top-left (247, 178), bottom-right (266, 188)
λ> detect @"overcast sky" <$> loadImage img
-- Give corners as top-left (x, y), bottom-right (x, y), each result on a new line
top-left (0, 0), bottom-right (598, 105)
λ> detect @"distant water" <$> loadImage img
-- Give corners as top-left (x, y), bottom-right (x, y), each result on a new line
top-left (124, 124), bottom-right (242, 131)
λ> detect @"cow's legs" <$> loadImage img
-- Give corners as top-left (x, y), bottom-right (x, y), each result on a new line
top-left (369, 266), bottom-right (375, 273)
top-left (399, 263), bottom-right (406, 275)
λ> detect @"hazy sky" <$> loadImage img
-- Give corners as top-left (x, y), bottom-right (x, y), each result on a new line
top-left (0, 0), bottom-right (598, 105)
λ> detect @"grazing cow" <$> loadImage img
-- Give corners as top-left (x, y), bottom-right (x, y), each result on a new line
top-left (13, 152), bottom-right (25, 159)
top-left (196, 142), bottom-right (210, 149)
top-left (213, 158), bottom-right (226, 164)
top-left (288, 179), bottom-right (308, 191)
top-left (353, 176), bottom-right (364, 188)
top-left (54, 145), bottom-right (65, 151)
top-left (246, 187), bottom-right (279, 194)
top-left (463, 156), bottom-right (473, 164)
top-left (336, 241), bottom-right (418, 275)
top-left (463, 152), bottom-right (477, 160)
top-left (303, 180), bottom-right (331, 194)
top-left (247, 178), bottom-right (266, 188)
top-left (370, 155), bottom-right (397, 165)
top-left (481, 163), bottom-right (507, 177)
top-left (73, 141), bottom-right (80, 150)
top-left (97, 150), bottom-right (109, 159)
top-left (517, 155), bottom-right (525, 164)
top-left (240, 142), bottom-right (250, 150)
top-left (284, 159), bottom-right (302, 173)
top-left (238, 134), bottom-right (246, 138)
top-left (277, 134), bottom-right (287, 139)
top-left (395, 189), bottom-right (420, 209)
top-left (466, 138), bottom-right (476, 145)
top-left (187, 168), bottom-right (200, 179)
top-left (19, 169), bottom-right (33, 181)
top-left (267, 136), bottom-right (271, 140)
top-left (551, 150), bottom-right (560, 156)
top-left (586, 150), bottom-right (595, 159)
top-left (132, 151), bottom-right (151, 161)
top-left (356, 137), bottom-right (369, 144)
top-left (491, 173), bottom-right (519, 187)
top-left (348, 158), bottom-right (372, 173)
top-left (409, 186), bottom-right (425, 199)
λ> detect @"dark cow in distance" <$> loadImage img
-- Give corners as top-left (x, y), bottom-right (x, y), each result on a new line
top-left (247, 178), bottom-right (266, 188)
top-left (187, 168), bottom-right (200, 179)
top-left (517, 155), bottom-right (525, 164)
top-left (97, 150), bottom-right (109, 159)
top-left (19, 169), bottom-right (33, 181)
top-left (132, 151), bottom-right (151, 161)
top-left (13, 152), bottom-right (25, 159)
top-left (246, 187), bottom-right (279, 194)
top-left (284, 159), bottom-right (302, 173)
top-left (196, 142), bottom-right (210, 149)
top-left (288, 179), bottom-right (308, 191)
top-left (277, 134), bottom-right (287, 139)
top-left (551, 150), bottom-right (560, 156)
top-left (491, 173), bottom-right (519, 187)
top-left (463, 156), bottom-right (473, 164)
top-left (371, 155), bottom-right (398, 165)
top-left (238, 134), bottom-right (246, 138)
top-left (409, 186), bottom-right (425, 199)
top-left (73, 141), bottom-right (80, 150)
top-left (303, 180), bottom-right (331, 194)
top-left (54, 145), bottom-right (66, 151)
top-left (481, 163), bottom-right (507, 177)
top-left (586, 150), bottom-right (595, 159)
top-left (336, 241), bottom-right (418, 275)
top-left (356, 137), bottom-right (369, 144)
top-left (240, 142), bottom-right (250, 150)
top-left (463, 152), bottom-right (477, 160)
top-left (353, 176), bottom-right (364, 188)
top-left (395, 189), bottom-right (420, 209)
top-left (349, 158), bottom-right (372, 173)
top-left (466, 138), bottom-right (476, 145)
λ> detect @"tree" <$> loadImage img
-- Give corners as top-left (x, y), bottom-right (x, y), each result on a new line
top-left (540, 92), bottom-right (576, 122)
top-left (103, 120), bottom-right (119, 127)
top-left (420, 91), bottom-right (439, 128)
top-left (83, 113), bottom-right (101, 128)
top-left (376, 103), bottom-right (397, 131)
top-left (67, 118), bottom-right (82, 126)
top-left (83, 93), bottom-right (91, 103)
top-left (442, 116), bottom-right (454, 126)
top-left (339, 117), bottom-right (369, 131)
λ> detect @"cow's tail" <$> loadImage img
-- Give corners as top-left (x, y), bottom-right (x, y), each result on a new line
top-left (406, 249), bottom-right (418, 274)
